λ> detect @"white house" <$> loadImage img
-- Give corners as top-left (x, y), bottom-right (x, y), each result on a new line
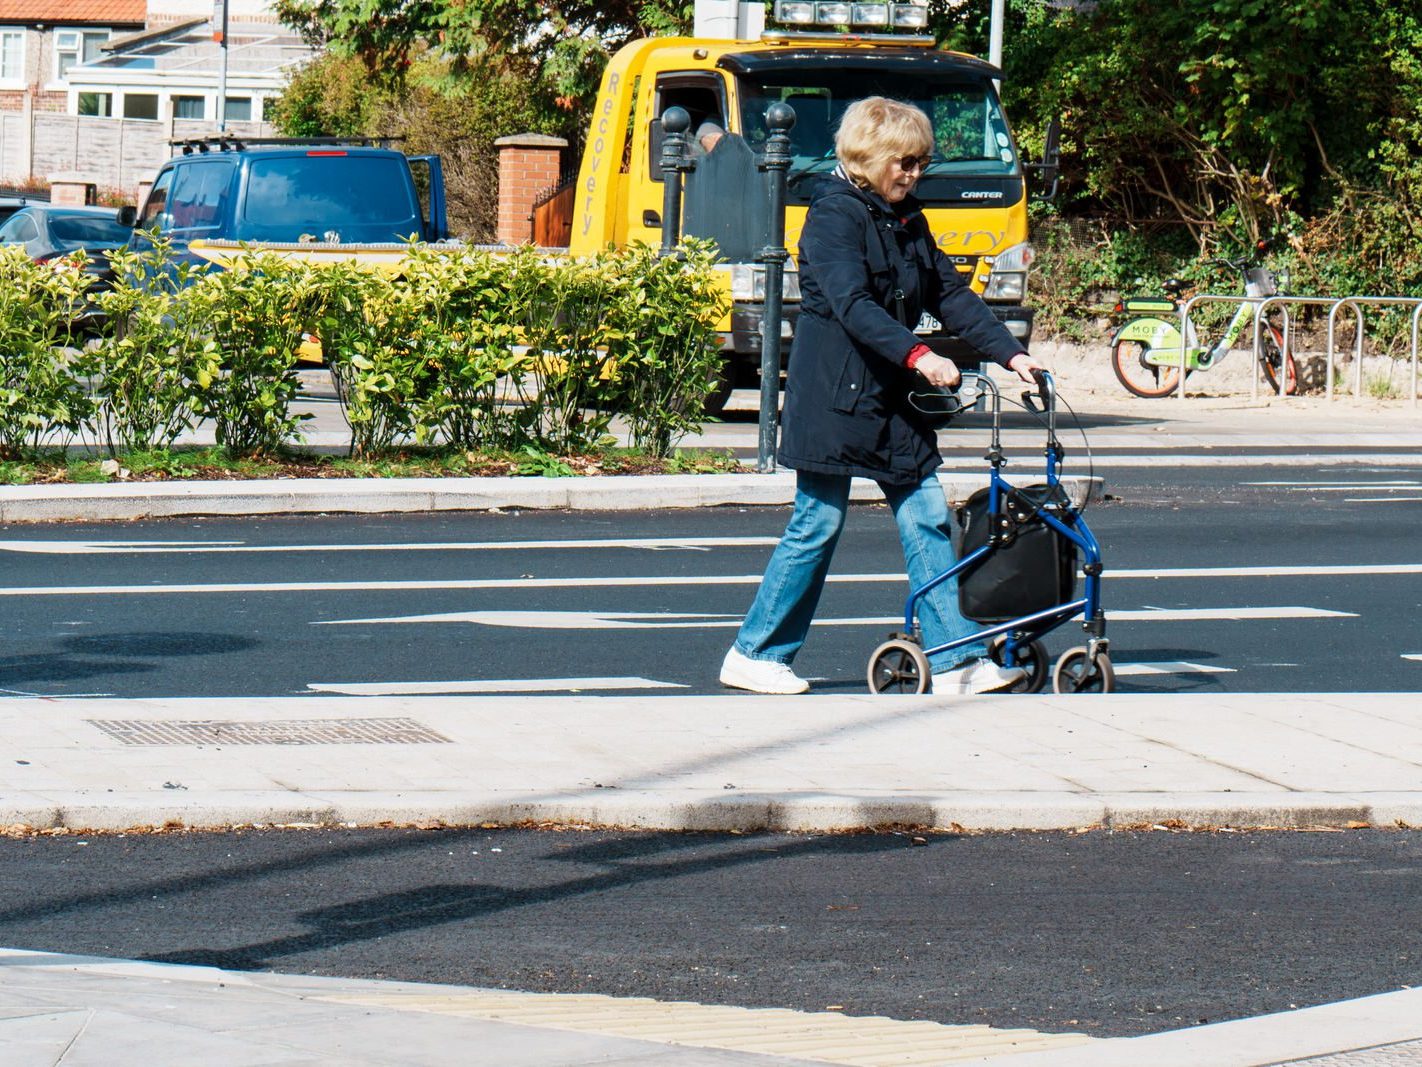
top-left (0, 1), bottom-right (147, 114)
top-left (65, 1), bottom-right (318, 126)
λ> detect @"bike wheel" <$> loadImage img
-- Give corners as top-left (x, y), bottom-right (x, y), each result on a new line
top-left (1260, 324), bottom-right (1300, 396)
top-left (1111, 339), bottom-right (1184, 399)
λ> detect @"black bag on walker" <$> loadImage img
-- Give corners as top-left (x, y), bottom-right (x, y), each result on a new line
top-left (955, 484), bottom-right (1078, 623)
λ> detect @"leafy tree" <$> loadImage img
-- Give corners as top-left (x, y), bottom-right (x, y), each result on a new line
top-left (275, 0), bottom-right (693, 107)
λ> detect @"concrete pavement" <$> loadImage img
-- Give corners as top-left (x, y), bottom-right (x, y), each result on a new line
top-left (3, 384), bottom-right (1422, 1065)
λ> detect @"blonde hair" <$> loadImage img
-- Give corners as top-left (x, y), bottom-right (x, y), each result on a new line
top-left (834, 96), bottom-right (934, 189)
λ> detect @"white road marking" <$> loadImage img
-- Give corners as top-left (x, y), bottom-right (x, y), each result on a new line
top-left (1345, 497), bottom-right (1422, 503)
top-left (305, 677), bottom-right (687, 695)
top-left (317, 606), bottom-right (1354, 629)
top-left (1246, 480), bottom-right (1422, 488)
top-left (1403, 654), bottom-right (1422, 662)
top-left (0, 536), bottom-right (779, 555)
top-left (1107, 563), bottom-right (1422, 579)
top-left (2, 562), bottom-right (1417, 597)
top-left (1111, 661), bottom-right (1236, 676)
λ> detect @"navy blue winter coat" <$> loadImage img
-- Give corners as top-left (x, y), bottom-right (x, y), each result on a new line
top-left (778, 174), bottom-right (1026, 485)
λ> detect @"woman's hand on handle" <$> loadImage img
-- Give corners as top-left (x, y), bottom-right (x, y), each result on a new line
top-left (1007, 352), bottom-right (1048, 384)
top-left (911, 353), bottom-right (962, 389)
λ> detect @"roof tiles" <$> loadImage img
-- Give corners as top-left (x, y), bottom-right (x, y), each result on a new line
top-left (0, 1), bottom-right (146, 23)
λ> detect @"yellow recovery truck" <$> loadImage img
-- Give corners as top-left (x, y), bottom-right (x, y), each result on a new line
top-left (568, 16), bottom-right (1057, 409)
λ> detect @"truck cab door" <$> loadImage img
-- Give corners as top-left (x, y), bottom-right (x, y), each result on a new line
top-left (643, 73), bottom-right (728, 244)
top-left (407, 155), bottom-right (448, 241)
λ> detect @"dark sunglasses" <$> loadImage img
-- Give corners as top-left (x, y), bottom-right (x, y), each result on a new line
top-left (896, 154), bottom-right (933, 172)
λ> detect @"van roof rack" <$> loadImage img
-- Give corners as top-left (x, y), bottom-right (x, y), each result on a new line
top-left (169, 136), bottom-right (404, 155)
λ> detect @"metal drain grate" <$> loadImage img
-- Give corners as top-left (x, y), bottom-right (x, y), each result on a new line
top-left (86, 717), bottom-right (452, 746)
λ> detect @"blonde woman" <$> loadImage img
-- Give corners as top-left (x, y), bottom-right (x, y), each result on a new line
top-left (720, 96), bottom-right (1046, 696)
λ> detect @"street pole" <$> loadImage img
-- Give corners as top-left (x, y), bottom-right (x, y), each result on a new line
top-left (989, 0), bottom-right (1004, 87)
top-left (658, 106), bottom-right (692, 255)
top-left (756, 102), bottom-right (794, 473)
top-left (214, 0), bottom-right (229, 133)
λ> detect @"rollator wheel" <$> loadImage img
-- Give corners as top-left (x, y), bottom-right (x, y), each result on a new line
top-left (867, 638), bottom-right (930, 694)
top-left (1052, 647), bottom-right (1116, 694)
top-left (989, 636), bottom-right (1050, 694)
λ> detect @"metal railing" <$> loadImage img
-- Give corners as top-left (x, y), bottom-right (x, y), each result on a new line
top-left (1321, 296), bottom-right (1422, 406)
top-left (1171, 292), bottom-right (1422, 406)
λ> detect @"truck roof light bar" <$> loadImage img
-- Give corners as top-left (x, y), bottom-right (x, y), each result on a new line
top-left (759, 29), bottom-right (935, 45)
top-left (771, 0), bottom-right (928, 31)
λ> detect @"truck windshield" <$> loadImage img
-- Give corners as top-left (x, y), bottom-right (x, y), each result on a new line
top-left (239, 155), bottom-right (421, 241)
top-left (737, 72), bottom-right (1020, 204)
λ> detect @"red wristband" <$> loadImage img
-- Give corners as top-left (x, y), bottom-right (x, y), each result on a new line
top-left (904, 343), bottom-right (932, 370)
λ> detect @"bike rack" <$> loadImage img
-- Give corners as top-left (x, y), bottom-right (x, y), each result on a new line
top-left (1321, 296), bottom-right (1422, 405)
top-left (1252, 296), bottom-right (1349, 400)
top-left (1164, 292), bottom-right (1420, 404)
top-left (1174, 294), bottom-right (1254, 400)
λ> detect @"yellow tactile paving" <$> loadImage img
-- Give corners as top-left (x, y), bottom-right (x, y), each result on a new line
top-left (318, 988), bottom-right (1094, 1064)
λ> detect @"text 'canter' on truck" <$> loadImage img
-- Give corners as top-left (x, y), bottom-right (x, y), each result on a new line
top-left (117, 2), bottom-right (1058, 413)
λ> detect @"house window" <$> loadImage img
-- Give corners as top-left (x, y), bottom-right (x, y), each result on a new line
top-left (56, 29), bottom-right (110, 80)
top-left (0, 29), bottom-right (23, 81)
top-left (173, 95), bottom-right (206, 120)
top-left (123, 93), bottom-right (159, 120)
top-left (223, 96), bottom-right (252, 122)
top-left (78, 92), bottom-right (113, 117)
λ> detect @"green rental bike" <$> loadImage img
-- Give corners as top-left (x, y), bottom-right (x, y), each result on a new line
top-left (1110, 250), bottom-right (1300, 399)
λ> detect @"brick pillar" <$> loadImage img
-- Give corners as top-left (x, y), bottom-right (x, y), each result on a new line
top-left (495, 133), bottom-right (568, 246)
top-left (49, 173), bottom-right (97, 206)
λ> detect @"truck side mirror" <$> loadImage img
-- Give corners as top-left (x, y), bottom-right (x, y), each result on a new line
top-left (1028, 118), bottom-right (1061, 202)
top-left (116, 204), bottom-right (137, 228)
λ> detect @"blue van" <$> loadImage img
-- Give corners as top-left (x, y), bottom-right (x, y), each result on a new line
top-left (123, 137), bottom-right (448, 252)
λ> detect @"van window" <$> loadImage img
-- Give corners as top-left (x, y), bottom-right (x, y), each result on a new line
top-left (167, 159), bottom-right (233, 230)
top-left (138, 169), bottom-right (172, 230)
top-left (240, 155), bottom-right (418, 234)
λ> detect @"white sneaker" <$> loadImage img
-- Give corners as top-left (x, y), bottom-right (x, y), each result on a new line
top-left (931, 657), bottom-right (1024, 695)
top-left (719, 647), bottom-right (809, 695)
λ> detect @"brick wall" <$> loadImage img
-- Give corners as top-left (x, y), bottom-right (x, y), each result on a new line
top-left (495, 134), bottom-right (567, 246)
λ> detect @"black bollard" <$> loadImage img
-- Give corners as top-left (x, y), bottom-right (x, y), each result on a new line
top-left (756, 101), bottom-right (795, 473)
top-left (659, 106), bottom-right (693, 255)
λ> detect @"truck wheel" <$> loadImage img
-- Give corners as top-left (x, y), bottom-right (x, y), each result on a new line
top-left (702, 362), bottom-right (735, 417)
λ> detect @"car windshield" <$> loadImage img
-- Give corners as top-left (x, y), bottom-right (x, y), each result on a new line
top-left (736, 70), bottom-right (1020, 204)
top-left (50, 214), bottom-right (129, 246)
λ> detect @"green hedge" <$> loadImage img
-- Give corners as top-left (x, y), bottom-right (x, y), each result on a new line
top-left (0, 238), bottom-right (727, 462)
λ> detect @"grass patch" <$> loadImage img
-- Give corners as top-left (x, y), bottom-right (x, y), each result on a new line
top-left (0, 445), bottom-right (746, 485)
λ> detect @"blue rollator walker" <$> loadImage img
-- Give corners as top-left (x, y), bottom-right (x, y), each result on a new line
top-left (866, 370), bottom-right (1113, 695)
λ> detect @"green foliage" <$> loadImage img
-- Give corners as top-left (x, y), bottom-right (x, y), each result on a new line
top-left (181, 250), bottom-right (318, 456)
top-left (271, 52), bottom-right (567, 240)
top-left (0, 236), bottom-right (792, 464)
top-left (407, 245), bottom-right (525, 449)
top-left (310, 257), bottom-right (432, 457)
top-left (89, 242), bottom-right (214, 455)
top-left (993, 0), bottom-right (1421, 258)
top-left (602, 239), bottom-right (729, 457)
top-left (501, 247), bottom-right (620, 451)
top-left (274, 0), bottom-right (692, 106)
top-left (0, 246), bottom-right (93, 458)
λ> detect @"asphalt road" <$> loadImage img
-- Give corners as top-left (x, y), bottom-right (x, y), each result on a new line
top-left (2, 461), bottom-right (1420, 1039)
top-left (3, 826), bottom-right (1420, 1039)
top-left (0, 462), bottom-right (1419, 697)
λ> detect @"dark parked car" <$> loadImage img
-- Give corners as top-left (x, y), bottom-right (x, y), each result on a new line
top-left (0, 205), bottom-right (131, 332)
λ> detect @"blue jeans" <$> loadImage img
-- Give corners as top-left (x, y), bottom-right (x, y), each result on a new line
top-left (734, 469), bottom-right (986, 672)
